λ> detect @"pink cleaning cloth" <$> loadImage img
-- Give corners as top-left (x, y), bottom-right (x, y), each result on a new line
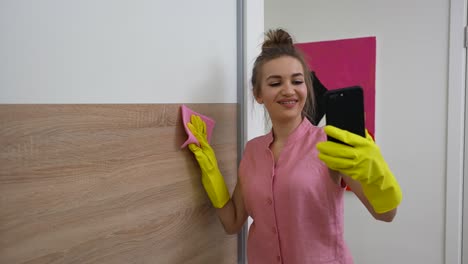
top-left (180, 104), bottom-right (215, 149)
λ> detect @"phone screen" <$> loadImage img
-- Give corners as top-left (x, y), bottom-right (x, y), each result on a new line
top-left (324, 86), bottom-right (365, 144)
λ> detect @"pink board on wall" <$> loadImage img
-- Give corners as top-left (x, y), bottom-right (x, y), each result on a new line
top-left (296, 36), bottom-right (376, 136)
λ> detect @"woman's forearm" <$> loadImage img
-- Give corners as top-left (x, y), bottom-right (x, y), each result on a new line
top-left (216, 199), bottom-right (243, 234)
top-left (342, 173), bottom-right (398, 222)
top-left (215, 181), bottom-right (248, 235)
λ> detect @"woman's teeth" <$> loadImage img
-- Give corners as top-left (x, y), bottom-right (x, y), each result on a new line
top-left (279, 101), bottom-right (296, 105)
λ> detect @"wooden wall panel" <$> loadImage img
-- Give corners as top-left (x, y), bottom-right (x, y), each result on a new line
top-left (0, 104), bottom-right (238, 264)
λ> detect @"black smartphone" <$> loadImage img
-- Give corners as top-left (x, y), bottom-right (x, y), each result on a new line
top-left (324, 86), bottom-right (366, 144)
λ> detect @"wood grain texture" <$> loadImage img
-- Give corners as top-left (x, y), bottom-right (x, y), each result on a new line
top-left (0, 104), bottom-right (238, 264)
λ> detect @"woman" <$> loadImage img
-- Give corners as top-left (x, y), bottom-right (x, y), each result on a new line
top-left (187, 28), bottom-right (402, 264)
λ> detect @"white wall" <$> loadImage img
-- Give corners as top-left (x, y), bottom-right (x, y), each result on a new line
top-left (0, 0), bottom-right (237, 103)
top-left (265, 1), bottom-right (449, 263)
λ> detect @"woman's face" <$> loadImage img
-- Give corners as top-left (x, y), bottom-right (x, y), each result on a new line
top-left (256, 56), bottom-right (307, 125)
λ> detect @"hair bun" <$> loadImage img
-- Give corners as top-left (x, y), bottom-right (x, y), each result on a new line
top-left (262, 28), bottom-right (294, 51)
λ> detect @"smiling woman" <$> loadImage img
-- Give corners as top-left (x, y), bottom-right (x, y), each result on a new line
top-left (186, 28), bottom-right (402, 264)
top-left (251, 29), bottom-right (316, 127)
top-left (256, 57), bottom-right (308, 126)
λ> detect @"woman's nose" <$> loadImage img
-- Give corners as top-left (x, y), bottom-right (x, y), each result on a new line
top-left (282, 83), bottom-right (295, 95)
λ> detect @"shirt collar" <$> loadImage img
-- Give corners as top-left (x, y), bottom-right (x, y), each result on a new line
top-left (264, 117), bottom-right (313, 148)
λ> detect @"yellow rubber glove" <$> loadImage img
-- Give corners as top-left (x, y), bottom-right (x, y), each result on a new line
top-left (187, 115), bottom-right (230, 209)
top-left (316, 126), bottom-right (402, 213)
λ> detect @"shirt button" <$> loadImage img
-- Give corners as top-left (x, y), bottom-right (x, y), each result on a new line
top-left (272, 227), bottom-right (277, 234)
top-left (267, 198), bottom-right (272, 205)
top-left (277, 255), bottom-right (281, 262)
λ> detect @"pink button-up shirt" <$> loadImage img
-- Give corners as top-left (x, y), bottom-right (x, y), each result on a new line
top-left (239, 118), bottom-right (353, 264)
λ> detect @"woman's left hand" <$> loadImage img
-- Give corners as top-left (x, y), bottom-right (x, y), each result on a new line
top-left (316, 126), bottom-right (402, 213)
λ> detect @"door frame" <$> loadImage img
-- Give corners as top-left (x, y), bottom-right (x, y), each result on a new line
top-left (446, 0), bottom-right (467, 263)
top-left (238, 0), bottom-right (265, 263)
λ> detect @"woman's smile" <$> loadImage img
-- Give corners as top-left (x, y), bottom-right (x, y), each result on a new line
top-left (277, 98), bottom-right (299, 108)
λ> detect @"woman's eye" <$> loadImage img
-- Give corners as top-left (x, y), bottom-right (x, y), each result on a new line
top-left (269, 82), bottom-right (281, 87)
top-left (293, 80), bottom-right (304, 85)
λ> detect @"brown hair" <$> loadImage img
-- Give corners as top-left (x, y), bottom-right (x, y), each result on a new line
top-left (251, 28), bottom-right (316, 123)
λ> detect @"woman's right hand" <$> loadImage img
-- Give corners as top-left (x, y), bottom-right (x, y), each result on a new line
top-left (187, 115), bottom-right (230, 209)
